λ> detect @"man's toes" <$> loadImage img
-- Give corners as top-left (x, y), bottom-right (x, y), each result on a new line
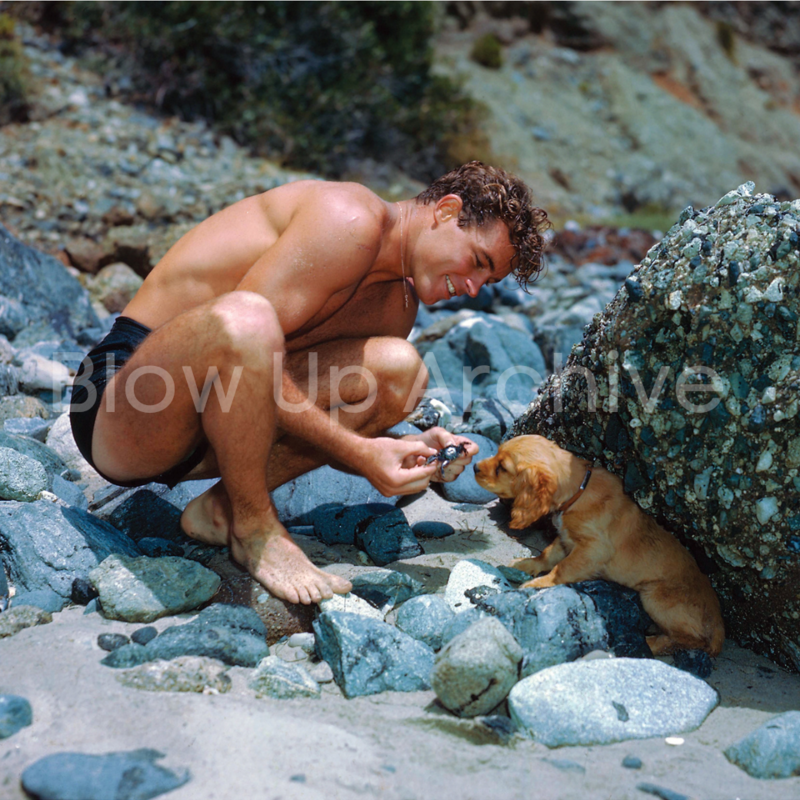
top-left (307, 583), bottom-right (324, 604)
top-left (296, 585), bottom-right (313, 605)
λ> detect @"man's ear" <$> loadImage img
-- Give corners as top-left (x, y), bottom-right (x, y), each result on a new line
top-left (509, 463), bottom-right (557, 529)
top-left (435, 194), bottom-right (463, 223)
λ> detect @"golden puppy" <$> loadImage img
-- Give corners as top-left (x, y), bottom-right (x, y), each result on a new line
top-left (474, 435), bottom-right (724, 656)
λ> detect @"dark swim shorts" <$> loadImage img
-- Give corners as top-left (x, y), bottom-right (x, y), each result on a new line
top-left (70, 315), bottom-right (208, 489)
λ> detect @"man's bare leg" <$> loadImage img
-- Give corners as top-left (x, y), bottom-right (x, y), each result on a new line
top-left (92, 292), bottom-right (351, 604)
top-left (181, 335), bottom-right (428, 553)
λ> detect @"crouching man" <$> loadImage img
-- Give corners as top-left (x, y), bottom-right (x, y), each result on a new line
top-left (70, 161), bottom-right (548, 604)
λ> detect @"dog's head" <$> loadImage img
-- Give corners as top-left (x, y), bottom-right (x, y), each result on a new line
top-left (474, 435), bottom-right (566, 529)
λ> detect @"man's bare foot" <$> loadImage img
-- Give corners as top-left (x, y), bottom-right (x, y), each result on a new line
top-left (230, 525), bottom-right (352, 605)
top-left (180, 481), bottom-right (232, 546)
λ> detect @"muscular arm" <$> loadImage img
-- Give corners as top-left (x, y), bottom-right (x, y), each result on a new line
top-left (235, 190), bottom-right (435, 493)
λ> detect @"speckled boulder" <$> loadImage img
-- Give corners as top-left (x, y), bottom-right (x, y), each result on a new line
top-left (511, 183), bottom-right (800, 670)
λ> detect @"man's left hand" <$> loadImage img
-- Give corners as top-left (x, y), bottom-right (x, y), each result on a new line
top-left (402, 427), bottom-right (479, 482)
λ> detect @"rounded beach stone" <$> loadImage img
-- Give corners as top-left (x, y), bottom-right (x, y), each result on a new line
top-left (724, 710), bottom-right (800, 779)
top-left (509, 658), bottom-right (719, 746)
top-left (395, 594), bottom-right (455, 650)
top-left (444, 558), bottom-right (512, 612)
top-left (0, 694), bottom-right (33, 739)
top-left (430, 616), bottom-right (522, 718)
top-left (248, 655), bottom-right (321, 699)
top-left (131, 626), bottom-right (159, 646)
top-left (116, 656), bottom-right (232, 694)
top-left (97, 633), bottom-right (130, 652)
top-left (0, 445), bottom-right (48, 501)
top-left (89, 553), bottom-right (221, 623)
top-left (411, 521), bottom-right (455, 539)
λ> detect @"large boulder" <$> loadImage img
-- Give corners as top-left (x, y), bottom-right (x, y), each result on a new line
top-left (0, 223), bottom-right (98, 345)
top-left (511, 184), bottom-right (800, 671)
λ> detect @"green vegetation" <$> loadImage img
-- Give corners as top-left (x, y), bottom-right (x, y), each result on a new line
top-left (0, 12), bottom-right (28, 126)
top-left (470, 33), bottom-right (503, 70)
top-left (54, 1), bottom-right (486, 181)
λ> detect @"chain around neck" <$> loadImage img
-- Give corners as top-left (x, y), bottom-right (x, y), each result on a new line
top-left (397, 202), bottom-right (409, 309)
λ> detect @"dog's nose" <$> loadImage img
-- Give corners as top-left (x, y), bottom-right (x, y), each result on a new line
top-left (472, 463), bottom-right (478, 474)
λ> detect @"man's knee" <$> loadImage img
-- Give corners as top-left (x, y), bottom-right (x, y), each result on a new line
top-left (377, 339), bottom-right (428, 412)
top-left (210, 292), bottom-right (284, 360)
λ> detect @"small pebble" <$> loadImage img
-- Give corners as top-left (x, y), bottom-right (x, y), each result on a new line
top-left (71, 577), bottom-right (98, 606)
top-left (97, 633), bottom-right (130, 652)
top-left (622, 755), bottom-right (643, 769)
top-left (131, 626), bottom-right (158, 646)
top-left (411, 521), bottom-right (455, 539)
top-left (664, 737), bottom-right (684, 746)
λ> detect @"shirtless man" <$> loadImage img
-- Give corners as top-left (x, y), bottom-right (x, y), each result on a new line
top-left (70, 161), bottom-right (548, 605)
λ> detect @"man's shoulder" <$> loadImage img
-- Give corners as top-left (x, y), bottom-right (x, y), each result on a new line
top-left (288, 180), bottom-right (388, 245)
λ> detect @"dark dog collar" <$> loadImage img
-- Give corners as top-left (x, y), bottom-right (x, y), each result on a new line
top-left (557, 467), bottom-right (593, 514)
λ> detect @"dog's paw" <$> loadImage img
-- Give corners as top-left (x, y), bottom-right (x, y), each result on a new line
top-left (521, 574), bottom-right (555, 589)
top-left (510, 557), bottom-right (539, 575)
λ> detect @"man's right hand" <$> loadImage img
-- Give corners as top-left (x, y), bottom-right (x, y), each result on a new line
top-left (360, 436), bottom-right (439, 497)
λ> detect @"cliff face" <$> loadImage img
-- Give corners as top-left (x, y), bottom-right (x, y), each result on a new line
top-left (435, 2), bottom-right (800, 222)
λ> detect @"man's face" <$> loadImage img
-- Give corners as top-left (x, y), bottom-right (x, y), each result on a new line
top-left (410, 196), bottom-right (515, 305)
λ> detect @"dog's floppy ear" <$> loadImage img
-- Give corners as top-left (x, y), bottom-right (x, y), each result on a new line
top-left (510, 462), bottom-right (557, 529)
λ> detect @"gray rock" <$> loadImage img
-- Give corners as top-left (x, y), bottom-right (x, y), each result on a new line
top-left (440, 435), bottom-right (498, 504)
top-left (0, 606), bottom-right (52, 639)
top-left (161, 478), bottom-right (218, 511)
top-left (444, 559), bottom-right (512, 612)
top-left (476, 582), bottom-right (650, 677)
top-left (0, 430), bottom-right (66, 479)
top-left (116, 656), bottom-right (232, 694)
top-left (0, 694), bottom-right (32, 739)
top-left (441, 607), bottom-right (490, 645)
top-left (724, 710), bottom-right (800, 779)
top-left (100, 489), bottom-right (186, 543)
top-left (311, 502), bottom-right (394, 546)
top-left (355, 507), bottom-right (423, 566)
top-left (313, 610), bottom-right (434, 698)
top-left (272, 466), bottom-right (399, 526)
top-left (511, 188), bottom-right (800, 671)
top-left (395, 594), bottom-right (455, 650)
top-left (509, 658), bottom-right (719, 746)
top-left (137, 537), bottom-right (184, 557)
top-left (248, 655), bottom-right (321, 699)
top-left (411, 520), bottom-right (455, 539)
top-left (50, 473), bottom-right (88, 510)
top-left (0, 500), bottom-right (140, 598)
top-left (101, 604), bottom-right (269, 669)
top-left (0, 223), bottom-right (99, 343)
top-left (3, 417), bottom-right (51, 442)
top-left (457, 396), bottom-right (517, 443)
top-left (318, 592), bottom-right (384, 621)
top-left (12, 588), bottom-right (67, 613)
top-left (349, 568), bottom-right (426, 610)
top-left (0, 445), bottom-right (48, 501)
top-left (89, 554), bottom-right (221, 623)
top-left (431, 617), bottom-right (522, 717)
top-left (21, 748), bottom-right (189, 800)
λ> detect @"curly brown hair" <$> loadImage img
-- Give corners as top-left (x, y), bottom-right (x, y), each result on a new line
top-left (416, 161), bottom-right (550, 290)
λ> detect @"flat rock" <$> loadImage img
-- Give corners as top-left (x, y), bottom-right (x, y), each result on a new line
top-left (314, 610), bottom-right (434, 698)
top-left (101, 603), bottom-right (269, 669)
top-left (0, 500), bottom-right (140, 598)
top-left (0, 446), bottom-right (48, 501)
top-left (724, 710), bottom-right (800, 779)
top-left (509, 658), bottom-right (719, 746)
top-left (0, 694), bottom-right (32, 739)
top-left (349, 568), bottom-right (426, 610)
top-left (444, 558), bottom-right (512, 612)
top-left (0, 605), bottom-right (52, 638)
top-left (89, 554), bottom-right (220, 623)
top-left (12, 588), bottom-right (68, 613)
top-left (431, 616), bottom-right (522, 717)
top-left (311, 502), bottom-right (394, 546)
top-left (271, 465), bottom-right (399, 526)
top-left (115, 656), bottom-right (232, 694)
top-left (412, 520), bottom-right (455, 539)
top-left (248, 655), bottom-right (321, 699)
top-left (21, 748), bottom-right (189, 800)
top-left (319, 592), bottom-right (384, 621)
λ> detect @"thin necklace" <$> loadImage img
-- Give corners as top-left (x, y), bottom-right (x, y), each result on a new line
top-left (397, 203), bottom-right (409, 309)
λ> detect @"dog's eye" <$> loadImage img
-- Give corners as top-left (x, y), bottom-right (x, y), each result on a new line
top-left (496, 462), bottom-right (506, 474)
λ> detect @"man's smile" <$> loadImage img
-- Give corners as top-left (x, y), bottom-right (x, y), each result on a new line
top-left (446, 275), bottom-right (456, 297)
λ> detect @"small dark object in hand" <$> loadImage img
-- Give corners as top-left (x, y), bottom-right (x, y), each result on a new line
top-left (426, 443), bottom-right (467, 477)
